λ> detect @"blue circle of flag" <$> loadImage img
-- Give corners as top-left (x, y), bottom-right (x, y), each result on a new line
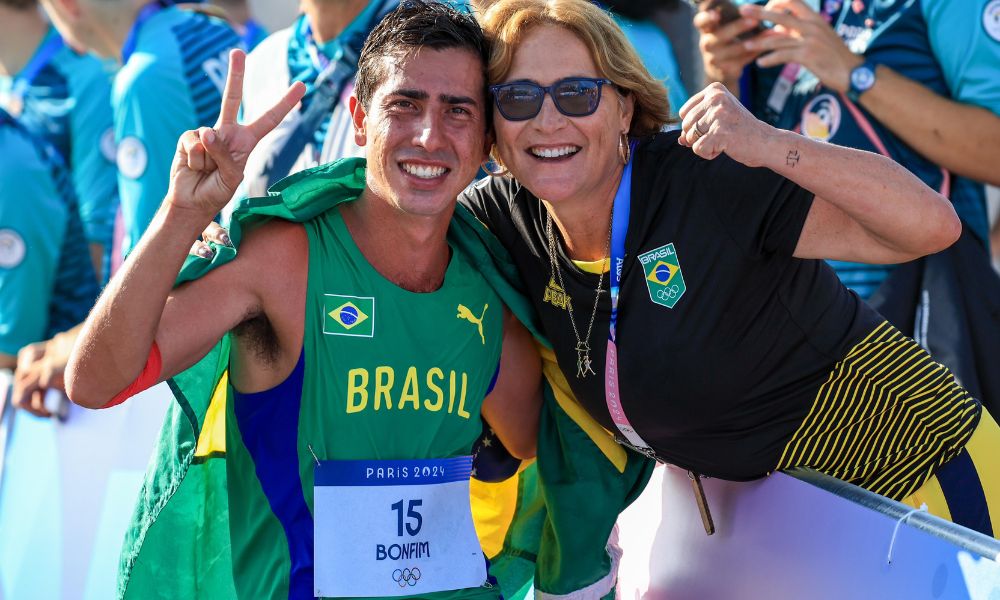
top-left (340, 306), bottom-right (359, 325)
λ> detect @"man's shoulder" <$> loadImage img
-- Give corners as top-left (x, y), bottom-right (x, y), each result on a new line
top-left (0, 122), bottom-right (41, 167)
top-left (51, 44), bottom-right (109, 83)
top-left (151, 5), bottom-right (236, 42)
top-left (0, 121), bottom-right (57, 182)
top-left (115, 52), bottom-right (182, 105)
top-left (0, 122), bottom-right (69, 223)
top-left (216, 219), bottom-right (309, 298)
top-left (239, 218), bottom-right (308, 257)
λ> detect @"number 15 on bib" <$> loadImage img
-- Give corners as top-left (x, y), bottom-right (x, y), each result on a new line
top-left (313, 456), bottom-right (487, 597)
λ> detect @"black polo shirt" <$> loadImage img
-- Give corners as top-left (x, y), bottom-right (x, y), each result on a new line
top-left (460, 131), bottom-right (884, 480)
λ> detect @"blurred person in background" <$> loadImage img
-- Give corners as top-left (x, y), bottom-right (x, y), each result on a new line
top-left (695, 0), bottom-right (1000, 422)
top-left (602, 0), bottom-right (690, 115)
top-left (212, 0), bottom-right (269, 50)
top-left (695, 0), bottom-right (1000, 296)
top-left (13, 0), bottom-right (239, 416)
top-left (695, 0), bottom-right (1000, 419)
top-left (471, 0), bottom-right (690, 114)
top-left (40, 0), bottom-right (240, 263)
top-left (649, 0), bottom-right (704, 99)
top-left (0, 0), bottom-right (117, 284)
top-left (0, 107), bottom-right (98, 417)
top-left (1, 0), bottom-right (114, 417)
top-left (234, 0), bottom-right (399, 201)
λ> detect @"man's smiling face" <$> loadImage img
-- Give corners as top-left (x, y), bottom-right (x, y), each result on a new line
top-left (351, 46), bottom-right (489, 220)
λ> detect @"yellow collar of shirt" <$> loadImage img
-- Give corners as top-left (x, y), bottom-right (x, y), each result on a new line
top-left (572, 258), bottom-right (611, 275)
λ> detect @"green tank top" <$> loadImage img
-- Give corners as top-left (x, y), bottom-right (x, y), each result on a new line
top-left (224, 204), bottom-right (503, 600)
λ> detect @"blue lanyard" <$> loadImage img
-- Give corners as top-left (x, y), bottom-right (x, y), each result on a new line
top-left (303, 22), bottom-right (332, 72)
top-left (12, 33), bottom-right (64, 100)
top-left (608, 145), bottom-right (635, 343)
top-left (121, 1), bottom-right (167, 64)
top-left (603, 141), bottom-right (655, 453)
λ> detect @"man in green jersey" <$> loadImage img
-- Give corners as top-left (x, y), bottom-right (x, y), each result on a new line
top-left (67, 2), bottom-right (541, 598)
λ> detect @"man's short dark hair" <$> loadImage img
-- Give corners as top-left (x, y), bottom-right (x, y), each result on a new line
top-left (355, 0), bottom-right (489, 111)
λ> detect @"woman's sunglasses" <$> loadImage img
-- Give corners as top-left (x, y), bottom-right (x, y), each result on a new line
top-left (489, 77), bottom-right (614, 121)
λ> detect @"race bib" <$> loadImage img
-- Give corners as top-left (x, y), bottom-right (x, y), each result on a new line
top-left (313, 456), bottom-right (486, 598)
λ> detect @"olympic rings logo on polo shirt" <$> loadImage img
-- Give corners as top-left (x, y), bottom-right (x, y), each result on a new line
top-left (392, 567), bottom-right (421, 587)
top-left (656, 285), bottom-right (681, 302)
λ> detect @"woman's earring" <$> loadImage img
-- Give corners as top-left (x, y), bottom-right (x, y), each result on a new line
top-left (618, 132), bottom-right (631, 165)
top-left (482, 155), bottom-right (509, 177)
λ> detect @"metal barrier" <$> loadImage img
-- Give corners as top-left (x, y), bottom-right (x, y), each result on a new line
top-left (791, 467), bottom-right (1000, 562)
top-left (616, 464), bottom-right (1000, 599)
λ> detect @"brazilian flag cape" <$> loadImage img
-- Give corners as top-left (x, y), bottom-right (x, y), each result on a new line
top-left (117, 158), bottom-right (654, 600)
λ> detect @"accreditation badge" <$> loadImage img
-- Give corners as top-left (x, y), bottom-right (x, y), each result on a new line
top-left (313, 456), bottom-right (486, 598)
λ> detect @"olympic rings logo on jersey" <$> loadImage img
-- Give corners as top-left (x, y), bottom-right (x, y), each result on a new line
top-left (392, 567), bottom-right (421, 587)
top-left (656, 285), bottom-right (680, 302)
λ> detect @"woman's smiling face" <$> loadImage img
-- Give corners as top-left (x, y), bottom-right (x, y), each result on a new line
top-left (491, 24), bottom-right (633, 204)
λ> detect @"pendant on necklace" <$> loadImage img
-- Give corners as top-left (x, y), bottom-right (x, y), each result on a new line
top-left (576, 341), bottom-right (596, 378)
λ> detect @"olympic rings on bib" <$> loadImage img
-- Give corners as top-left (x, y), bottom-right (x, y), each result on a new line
top-left (392, 567), bottom-right (421, 587)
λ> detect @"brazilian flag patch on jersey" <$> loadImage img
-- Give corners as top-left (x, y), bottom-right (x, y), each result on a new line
top-left (638, 243), bottom-right (686, 309)
top-left (323, 294), bottom-right (375, 338)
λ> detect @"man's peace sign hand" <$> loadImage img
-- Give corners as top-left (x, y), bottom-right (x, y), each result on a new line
top-left (167, 49), bottom-right (306, 218)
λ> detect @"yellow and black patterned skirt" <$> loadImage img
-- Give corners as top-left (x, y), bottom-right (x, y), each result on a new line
top-left (775, 321), bottom-right (999, 537)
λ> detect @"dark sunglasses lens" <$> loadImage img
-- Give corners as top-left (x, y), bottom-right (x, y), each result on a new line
top-left (554, 80), bottom-right (601, 116)
top-left (496, 84), bottom-right (543, 120)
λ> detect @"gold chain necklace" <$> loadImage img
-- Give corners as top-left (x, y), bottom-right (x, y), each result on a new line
top-left (545, 209), bottom-right (613, 378)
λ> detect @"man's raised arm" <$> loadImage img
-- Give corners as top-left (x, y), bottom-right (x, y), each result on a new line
top-left (66, 50), bottom-right (305, 408)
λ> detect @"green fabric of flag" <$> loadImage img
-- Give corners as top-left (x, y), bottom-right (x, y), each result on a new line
top-left (118, 338), bottom-right (236, 599)
top-left (117, 158), bottom-right (653, 600)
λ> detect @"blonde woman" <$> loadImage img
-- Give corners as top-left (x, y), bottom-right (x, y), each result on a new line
top-left (461, 0), bottom-right (1000, 538)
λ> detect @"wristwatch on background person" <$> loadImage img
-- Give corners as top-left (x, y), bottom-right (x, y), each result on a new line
top-left (846, 61), bottom-right (878, 102)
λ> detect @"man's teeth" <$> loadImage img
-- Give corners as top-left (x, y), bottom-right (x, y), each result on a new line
top-left (401, 163), bottom-right (447, 178)
top-left (530, 146), bottom-right (579, 158)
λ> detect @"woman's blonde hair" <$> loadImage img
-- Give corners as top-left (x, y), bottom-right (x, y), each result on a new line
top-left (477, 0), bottom-right (673, 137)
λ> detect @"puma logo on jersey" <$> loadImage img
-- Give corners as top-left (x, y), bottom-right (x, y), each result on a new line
top-left (456, 304), bottom-right (488, 344)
